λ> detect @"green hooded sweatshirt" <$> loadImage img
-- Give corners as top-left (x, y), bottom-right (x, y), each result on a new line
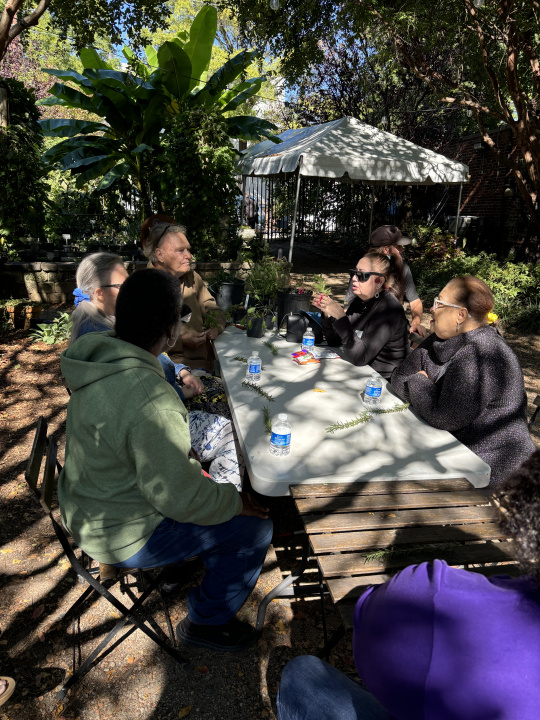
top-left (58, 331), bottom-right (242, 564)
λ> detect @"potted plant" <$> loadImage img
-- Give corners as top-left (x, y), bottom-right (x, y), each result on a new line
top-left (2, 298), bottom-right (43, 330)
top-left (276, 275), bottom-right (314, 326)
top-left (244, 255), bottom-right (289, 310)
top-left (207, 268), bottom-right (245, 311)
top-left (245, 303), bottom-right (274, 338)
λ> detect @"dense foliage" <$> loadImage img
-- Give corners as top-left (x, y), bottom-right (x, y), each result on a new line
top-left (0, 78), bottom-right (47, 253)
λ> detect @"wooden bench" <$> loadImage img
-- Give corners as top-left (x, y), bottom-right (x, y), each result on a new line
top-left (290, 478), bottom-right (519, 650)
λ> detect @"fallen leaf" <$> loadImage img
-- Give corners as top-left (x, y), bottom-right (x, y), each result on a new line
top-left (32, 604), bottom-right (45, 620)
top-left (312, 388), bottom-right (326, 393)
top-left (0, 549), bottom-right (15, 554)
top-left (12, 559), bottom-right (22, 564)
top-left (126, 656), bottom-right (135, 664)
top-left (275, 620), bottom-right (287, 634)
top-left (38, 632), bottom-right (46, 643)
top-left (178, 706), bottom-right (192, 718)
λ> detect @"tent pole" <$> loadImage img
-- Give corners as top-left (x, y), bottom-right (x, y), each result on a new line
top-left (368, 185), bottom-right (375, 240)
top-left (241, 176), bottom-right (247, 226)
top-left (289, 166), bottom-right (302, 263)
top-left (454, 183), bottom-right (463, 237)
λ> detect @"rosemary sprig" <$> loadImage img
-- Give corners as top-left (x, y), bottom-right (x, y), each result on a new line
top-left (262, 340), bottom-right (278, 356)
top-left (233, 355), bottom-right (247, 363)
top-left (325, 403), bottom-right (409, 433)
top-left (241, 380), bottom-right (274, 401)
top-left (262, 405), bottom-right (272, 435)
top-left (362, 542), bottom-right (461, 564)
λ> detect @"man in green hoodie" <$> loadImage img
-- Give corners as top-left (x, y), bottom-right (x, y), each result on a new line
top-left (58, 269), bottom-right (273, 653)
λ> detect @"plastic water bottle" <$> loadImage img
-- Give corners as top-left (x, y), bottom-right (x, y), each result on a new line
top-left (364, 373), bottom-right (383, 408)
top-left (302, 327), bottom-right (315, 352)
top-left (269, 413), bottom-right (292, 456)
top-left (246, 351), bottom-right (262, 381)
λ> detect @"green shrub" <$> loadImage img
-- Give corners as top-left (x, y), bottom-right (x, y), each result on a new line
top-left (30, 313), bottom-right (72, 344)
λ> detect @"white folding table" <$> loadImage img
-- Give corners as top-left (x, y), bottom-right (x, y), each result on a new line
top-left (213, 327), bottom-right (490, 496)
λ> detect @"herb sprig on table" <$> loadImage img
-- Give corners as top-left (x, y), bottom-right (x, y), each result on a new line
top-left (325, 403), bottom-right (409, 433)
top-left (242, 380), bottom-right (274, 401)
top-left (262, 405), bottom-right (272, 435)
top-left (262, 340), bottom-right (278, 356)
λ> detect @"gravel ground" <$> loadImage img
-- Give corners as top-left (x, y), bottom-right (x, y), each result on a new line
top-left (0, 245), bottom-right (538, 719)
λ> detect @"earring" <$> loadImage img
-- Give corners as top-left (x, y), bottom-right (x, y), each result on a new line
top-left (375, 292), bottom-right (379, 299)
top-left (166, 337), bottom-right (175, 348)
top-left (456, 321), bottom-right (462, 333)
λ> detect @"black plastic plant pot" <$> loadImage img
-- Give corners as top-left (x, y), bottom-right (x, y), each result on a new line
top-left (246, 317), bottom-right (265, 338)
top-left (232, 309), bottom-right (247, 324)
top-left (276, 289), bottom-right (313, 327)
top-left (214, 281), bottom-right (245, 311)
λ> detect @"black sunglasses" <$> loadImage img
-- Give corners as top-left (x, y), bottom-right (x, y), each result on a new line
top-left (154, 223), bottom-right (174, 246)
top-left (349, 269), bottom-right (385, 282)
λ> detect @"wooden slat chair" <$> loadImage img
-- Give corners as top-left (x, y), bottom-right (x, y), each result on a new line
top-left (289, 478), bottom-right (520, 654)
top-left (25, 417), bottom-right (188, 700)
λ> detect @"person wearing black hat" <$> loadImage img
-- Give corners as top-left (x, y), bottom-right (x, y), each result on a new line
top-left (346, 225), bottom-right (427, 340)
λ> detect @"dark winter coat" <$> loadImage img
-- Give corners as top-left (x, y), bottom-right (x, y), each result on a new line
top-left (391, 325), bottom-right (534, 486)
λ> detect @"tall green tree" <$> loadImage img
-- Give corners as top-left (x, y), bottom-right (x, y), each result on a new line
top-left (224, 0), bottom-right (540, 231)
top-left (38, 6), bottom-right (279, 217)
top-left (0, 0), bottom-right (169, 64)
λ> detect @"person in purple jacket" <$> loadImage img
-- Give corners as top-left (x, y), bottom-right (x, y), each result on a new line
top-left (277, 450), bottom-right (540, 720)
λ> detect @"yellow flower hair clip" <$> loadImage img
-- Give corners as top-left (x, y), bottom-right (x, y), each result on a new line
top-left (487, 312), bottom-right (499, 324)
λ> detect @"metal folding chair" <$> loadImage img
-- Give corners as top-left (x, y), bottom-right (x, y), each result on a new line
top-left (25, 417), bottom-right (189, 700)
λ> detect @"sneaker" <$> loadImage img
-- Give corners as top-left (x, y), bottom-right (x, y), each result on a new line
top-left (175, 616), bottom-right (259, 653)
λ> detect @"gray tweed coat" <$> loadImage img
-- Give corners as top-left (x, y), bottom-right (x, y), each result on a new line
top-left (391, 326), bottom-right (534, 487)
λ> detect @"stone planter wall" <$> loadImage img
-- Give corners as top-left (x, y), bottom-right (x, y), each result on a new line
top-left (0, 259), bottom-right (291, 303)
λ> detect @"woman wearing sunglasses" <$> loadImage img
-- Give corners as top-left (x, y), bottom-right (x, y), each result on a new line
top-left (391, 275), bottom-right (534, 486)
top-left (314, 252), bottom-right (409, 379)
top-left (69, 253), bottom-right (244, 490)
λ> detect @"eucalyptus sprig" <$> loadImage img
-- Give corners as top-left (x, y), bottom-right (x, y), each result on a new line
top-left (262, 340), bottom-right (278, 356)
top-left (325, 403), bottom-right (409, 433)
top-left (241, 380), bottom-right (274, 401)
top-left (262, 405), bottom-right (272, 435)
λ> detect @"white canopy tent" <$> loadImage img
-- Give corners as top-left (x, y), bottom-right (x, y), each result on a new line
top-left (237, 117), bottom-right (469, 261)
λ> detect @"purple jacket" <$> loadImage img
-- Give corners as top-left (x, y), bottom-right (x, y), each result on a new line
top-left (354, 560), bottom-right (540, 719)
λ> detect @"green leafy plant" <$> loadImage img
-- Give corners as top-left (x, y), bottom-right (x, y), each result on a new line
top-left (325, 403), bottom-right (409, 433)
top-left (311, 274), bottom-right (331, 295)
top-left (29, 313), bottom-right (73, 345)
top-left (38, 6), bottom-right (280, 218)
top-left (203, 309), bottom-right (221, 331)
top-left (241, 380), bottom-right (274, 401)
top-left (244, 255), bottom-right (290, 299)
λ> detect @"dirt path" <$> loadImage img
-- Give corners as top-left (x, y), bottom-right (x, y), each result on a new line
top-left (0, 248), bottom-right (538, 719)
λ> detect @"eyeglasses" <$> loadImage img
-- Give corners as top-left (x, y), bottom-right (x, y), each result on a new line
top-left (349, 269), bottom-right (385, 282)
top-left (180, 303), bottom-right (192, 323)
top-left (101, 283), bottom-right (123, 289)
top-left (433, 296), bottom-right (471, 316)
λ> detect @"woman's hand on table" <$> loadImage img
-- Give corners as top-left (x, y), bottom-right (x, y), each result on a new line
top-left (239, 492), bottom-right (269, 519)
top-left (314, 293), bottom-right (345, 319)
top-left (206, 328), bottom-right (219, 341)
top-left (182, 331), bottom-right (207, 349)
top-left (180, 370), bottom-right (204, 397)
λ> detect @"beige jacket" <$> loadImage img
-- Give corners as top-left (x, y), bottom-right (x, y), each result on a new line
top-left (148, 265), bottom-right (226, 370)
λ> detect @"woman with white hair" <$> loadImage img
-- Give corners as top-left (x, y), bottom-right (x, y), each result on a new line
top-left (69, 253), bottom-right (243, 490)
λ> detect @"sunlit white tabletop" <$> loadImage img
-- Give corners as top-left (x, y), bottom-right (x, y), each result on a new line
top-left (213, 327), bottom-right (490, 497)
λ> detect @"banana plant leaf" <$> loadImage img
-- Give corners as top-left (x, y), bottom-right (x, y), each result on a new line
top-left (79, 48), bottom-right (112, 71)
top-left (145, 45), bottom-right (159, 73)
top-left (191, 49), bottom-right (257, 107)
top-left (39, 83), bottom-right (96, 114)
top-left (96, 162), bottom-right (133, 191)
top-left (75, 156), bottom-right (124, 187)
top-left (123, 47), bottom-right (150, 80)
top-left (226, 115), bottom-right (281, 143)
top-left (157, 41), bottom-right (192, 100)
top-left (42, 68), bottom-right (93, 89)
top-left (222, 78), bottom-right (264, 113)
top-left (38, 119), bottom-right (109, 137)
top-left (183, 5), bottom-right (217, 94)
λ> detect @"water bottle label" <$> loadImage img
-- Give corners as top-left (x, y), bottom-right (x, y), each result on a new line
top-left (365, 385), bottom-right (382, 397)
top-left (270, 432), bottom-right (291, 447)
top-left (248, 362), bottom-right (261, 373)
top-left (302, 337), bottom-right (315, 347)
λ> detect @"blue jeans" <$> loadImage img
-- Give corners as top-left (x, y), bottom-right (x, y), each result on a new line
top-left (113, 515), bottom-right (273, 626)
top-left (158, 354), bottom-right (187, 401)
top-left (277, 656), bottom-right (392, 720)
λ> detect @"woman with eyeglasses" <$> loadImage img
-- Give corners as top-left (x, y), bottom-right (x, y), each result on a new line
top-left (391, 275), bottom-right (534, 486)
top-left (69, 253), bottom-right (244, 490)
top-left (314, 252), bottom-right (409, 379)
